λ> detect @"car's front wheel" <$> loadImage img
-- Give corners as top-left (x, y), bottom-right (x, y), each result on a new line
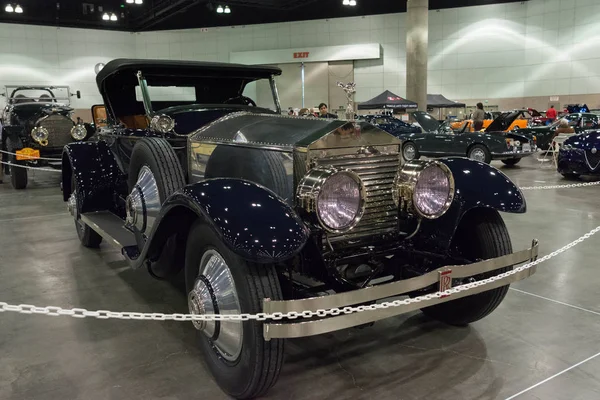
top-left (185, 221), bottom-right (285, 400)
top-left (69, 174), bottom-right (102, 248)
top-left (402, 142), bottom-right (420, 161)
top-left (561, 172), bottom-right (580, 180)
top-left (501, 158), bottom-right (521, 166)
top-left (419, 209), bottom-right (512, 326)
top-left (6, 138), bottom-right (27, 189)
top-left (467, 144), bottom-right (491, 164)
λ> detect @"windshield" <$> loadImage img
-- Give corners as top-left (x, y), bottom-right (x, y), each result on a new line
top-left (6, 86), bottom-right (71, 105)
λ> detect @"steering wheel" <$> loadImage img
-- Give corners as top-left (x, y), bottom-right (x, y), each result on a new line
top-left (224, 96), bottom-right (257, 107)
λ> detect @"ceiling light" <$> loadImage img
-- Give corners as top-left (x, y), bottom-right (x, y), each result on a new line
top-left (102, 12), bottom-right (109, 20)
top-left (5, 4), bottom-right (13, 12)
top-left (14, 4), bottom-right (21, 13)
top-left (110, 13), bottom-right (117, 21)
top-left (224, 5), bottom-right (230, 13)
top-left (134, 0), bottom-right (143, 4)
top-left (126, 0), bottom-right (134, 3)
top-left (342, 0), bottom-right (349, 4)
top-left (216, 5), bottom-right (223, 13)
top-left (349, 0), bottom-right (356, 5)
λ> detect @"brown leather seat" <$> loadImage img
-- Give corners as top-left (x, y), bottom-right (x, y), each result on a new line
top-left (120, 115), bottom-right (149, 129)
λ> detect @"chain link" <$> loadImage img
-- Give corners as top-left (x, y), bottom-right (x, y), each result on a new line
top-left (0, 149), bottom-right (62, 161)
top-left (0, 160), bottom-right (61, 173)
top-left (1, 225), bottom-right (598, 323)
top-left (519, 180), bottom-right (600, 190)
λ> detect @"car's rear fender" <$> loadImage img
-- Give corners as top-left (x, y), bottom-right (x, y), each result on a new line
top-left (143, 178), bottom-right (310, 265)
top-left (407, 157), bottom-right (525, 253)
top-left (62, 141), bottom-right (120, 213)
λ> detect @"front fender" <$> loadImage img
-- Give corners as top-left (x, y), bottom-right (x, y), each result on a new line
top-left (62, 141), bottom-right (120, 213)
top-left (148, 178), bottom-right (310, 264)
top-left (407, 157), bottom-right (525, 253)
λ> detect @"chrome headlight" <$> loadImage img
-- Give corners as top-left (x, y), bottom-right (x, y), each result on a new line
top-left (31, 126), bottom-right (49, 144)
top-left (297, 166), bottom-right (366, 233)
top-left (394, 160), bottom-right (455, 219)
top-left (150, 114), bottom-right (175, 133)
top-left (70, 124), bottom-right (87, 140)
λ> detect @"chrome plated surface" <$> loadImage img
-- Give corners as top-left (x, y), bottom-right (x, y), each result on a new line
top-left (394, 160), bottom-right (455, 219)
top-left (312, 152), bottom-right (401, 246)
top-left (269, 75), bottom-right (282, 114)
top-left (126, 166), bottom-right (160, 234)
top-left (296, 166), bottom-right (367, 233)
top-left (263, 241), bottom-right (539, 315)
top-left (39, 114), bottom-right (75, 148)
top-left (403, 143), bottom-right (416, 160)
top-left (136, 71), bottom-right (153, 117)
top-left (192, 249), bottom-right (243, 362)
top-left (149, 114), bottom-right (174, 134)
top-left (264, 266), bottom-right (537, 340)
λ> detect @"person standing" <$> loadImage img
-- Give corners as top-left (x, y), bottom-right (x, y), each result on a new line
top-left (545, 105), bottom-right (557, 122)
top-left (472, 102), bottom-right (485, 131)
top-left (318, 103), bottom-right (337, 119)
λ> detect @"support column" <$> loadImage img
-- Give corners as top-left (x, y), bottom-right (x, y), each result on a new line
top-left (406, 0), bottom-right (429, 111)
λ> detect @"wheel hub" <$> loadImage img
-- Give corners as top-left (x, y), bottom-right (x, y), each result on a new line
top-left (470, 149), bottom-right (485, 162)
top-left (125, 166), bottom-right (160, 234)
top-left (188, 250), bottom-right (243, 362)
top-left (67, 193), bottom-right (76, 216)
top-left (404, 145), bottom-right (415, 160)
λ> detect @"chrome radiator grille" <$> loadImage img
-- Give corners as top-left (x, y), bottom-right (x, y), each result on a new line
top-left (40, 115), bottom-right (73, 148)
top-left (315, 153), bottom-right (400, 248)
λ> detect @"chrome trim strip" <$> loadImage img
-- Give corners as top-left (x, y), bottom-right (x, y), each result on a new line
top-left (263, 241), bottom-right (538, 314)
top-left (264, 266), bottom-right (536, 340)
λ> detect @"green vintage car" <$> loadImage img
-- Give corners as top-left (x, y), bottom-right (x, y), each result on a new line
top-left (515, 112), bottom-right (600, 150)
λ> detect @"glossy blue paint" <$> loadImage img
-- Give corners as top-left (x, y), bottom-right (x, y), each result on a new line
top-left (558, 132), bottom-right (600, 175)
top-left (407, 157), bottom-right (525, 253)
top-left (144, 178), bottom-right (310, 264)
top-left (62, 141), bottom-right (121, 213)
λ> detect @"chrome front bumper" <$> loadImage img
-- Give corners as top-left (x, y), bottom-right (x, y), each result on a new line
top-left (263, 240), bottom-right (539, 340)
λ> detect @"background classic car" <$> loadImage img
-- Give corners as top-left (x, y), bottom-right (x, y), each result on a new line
top-left (399, 110), bottom-right (536, 165)
top-left (449, 110), bottom-right (529, 132)
top-left (516, 112), bottom-right (600, 151)
top-left (62, 59), bottom-right (538, 399)
top-left (1, 86), bottom-right (90, 189)
top-left (557, 131), bottom-right (600, 178)
top-left (358, 114), bottom-right (421, 136)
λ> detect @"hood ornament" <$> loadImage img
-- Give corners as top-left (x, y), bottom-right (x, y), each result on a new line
top-left (337, 81), bottom-right (356, 121)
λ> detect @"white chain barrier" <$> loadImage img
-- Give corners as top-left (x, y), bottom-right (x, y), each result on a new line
top-left (0, 149), bottom-right (61, 161)
top-left (1, 225), bottom-right (599, 322)
top-left (0, 160), bottom-right (61, 173)
top-left (520, 180), bottom-right (600, 190)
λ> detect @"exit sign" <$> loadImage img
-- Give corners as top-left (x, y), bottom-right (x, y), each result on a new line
top-left (293, 52), bottom-right (310, 59)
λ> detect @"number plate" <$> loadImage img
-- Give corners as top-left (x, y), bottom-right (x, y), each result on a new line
top-left (15, 148), bottom-right (40, 161)
top-left (522, 143), bottom-right (531, 152)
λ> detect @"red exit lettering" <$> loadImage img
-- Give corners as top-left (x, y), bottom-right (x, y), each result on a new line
top-left (293, 52), bottom-right (310, 59)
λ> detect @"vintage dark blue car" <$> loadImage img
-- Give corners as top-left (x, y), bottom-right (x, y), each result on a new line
top-left (557, 131), bottom-right (600, 178)
top-left (358, 114), bottom-right (421, 136)
top-left (62, 59), bottom-right (538, 399)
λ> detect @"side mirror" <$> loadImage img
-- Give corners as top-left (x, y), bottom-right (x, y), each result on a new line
top-left (91, 104), bottom-right (107, 128)
top-left (76, 90), bottom-right (81, 99)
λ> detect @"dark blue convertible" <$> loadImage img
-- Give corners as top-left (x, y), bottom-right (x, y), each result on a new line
top-left (359, 114), bottom-right (421, 136)
top-left (557, 131), bottom-right (600, 178)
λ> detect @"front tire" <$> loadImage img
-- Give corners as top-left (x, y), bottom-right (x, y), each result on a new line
top-left (402, 142), bottom-right (420, 161)
top-left (501, 158), bottom-right (521, 166)
top-left (561, 172), bottom-right (580, 180)
top-left (419, 210), bottom-right (512, 326)
top-left (185, 222), bottom-right (284, 399)
top-left (6, 138), bottom-right (27, 189)
top-left (467, 144), bottom-right (491, 164)
top-left (70, 174), bottom-right (102, 248)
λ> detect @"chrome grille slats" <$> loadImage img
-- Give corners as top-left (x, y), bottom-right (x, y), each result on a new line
top-left (314, 152), bottom-right (400, 249)
top-left (39, 114), bottom-right (73, 148)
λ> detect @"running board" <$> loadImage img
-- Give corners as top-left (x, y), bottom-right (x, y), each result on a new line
top-left (81, 211), bottom-right (137, 249)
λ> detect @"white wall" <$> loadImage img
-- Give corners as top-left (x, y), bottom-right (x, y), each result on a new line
top-left (2, 0), bottom-right (600, 110)
top-left (0, 23), bottom-right (135, 110)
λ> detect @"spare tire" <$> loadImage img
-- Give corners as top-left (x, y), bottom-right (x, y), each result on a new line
top-left (205, 146), bottom-right (292, 203)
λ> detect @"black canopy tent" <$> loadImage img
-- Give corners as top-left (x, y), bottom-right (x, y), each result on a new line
top-left (358, 90), bottom-right (418, 110)
top-left (427, 94), bottom-right (465, 108)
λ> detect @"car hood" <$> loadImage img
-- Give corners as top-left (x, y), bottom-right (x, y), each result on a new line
top-left (484, 110), bottom-right (524, 132)
top-left (189, 112), bottom-right (401, 153)
top-left (411, 111), bottom-right (441, 132)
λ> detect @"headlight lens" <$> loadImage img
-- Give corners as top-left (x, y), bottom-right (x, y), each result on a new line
top-left (31, 126), bottom-right (49, 143)
top-left (413, 163), bottom-right (454, 218)
top-left (395, 160), bottom-right (455, 219)
top-left (150, 114), bottom-right (175, 133)
top-left (70, 124), bottom-right (87, 140)
top-left (297, 167), bottom-right (365, 233)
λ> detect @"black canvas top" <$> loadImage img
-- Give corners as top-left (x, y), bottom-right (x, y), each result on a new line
top-left (357, 90), bottom-right (418, 110)
top-left (427, 94), bottom-right (465, 108)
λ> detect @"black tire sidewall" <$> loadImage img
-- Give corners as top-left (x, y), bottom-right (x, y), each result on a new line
top-left (6, 137), bottom-right (27, 189)
top-left (184, 222), bottom-right (282, 398)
